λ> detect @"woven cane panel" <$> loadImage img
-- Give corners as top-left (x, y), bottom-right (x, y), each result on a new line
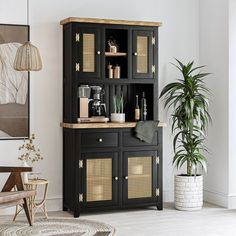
top-left (83, 33), bottom-right (95, 72)
top-left (137, 36), bottom-right (148, 74)
top-left (128, 156), bottom-right (152, 199)
top-left (87, 158), bottom-right (112, 202)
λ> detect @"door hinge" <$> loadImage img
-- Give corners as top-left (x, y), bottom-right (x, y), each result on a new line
top-left (79, 193), bottom-right (83, 202)
top-left (156, 188), bottom-right (160, 197)
top-left (76, 63), bottom-right (80, 72)
top-left (75, 33), bottom-right (80, 42)
top-left (152, 37), bottom-right (156, 45)
top-left (156, 156), bottom-right (160, 165)
top-left (152, 65), bottom-right (156, 73)
top-left (79, 160), bottom-right (83, 168)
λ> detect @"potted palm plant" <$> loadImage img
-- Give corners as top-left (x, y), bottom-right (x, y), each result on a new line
top-left (160, 59), bottom-right (211, 211)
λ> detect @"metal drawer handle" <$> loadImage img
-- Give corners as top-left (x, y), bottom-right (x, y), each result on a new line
top-left (98, 138), bottom-right (103, 143)
top-left (124, 176), bottom-right (128, 180)
top-left (114, 176), bottom-right (119, 181)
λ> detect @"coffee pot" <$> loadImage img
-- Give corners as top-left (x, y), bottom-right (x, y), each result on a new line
top-left (89, 86), bottom-right (107, 117)
top-left (78, 85), bottom-right (91, 118)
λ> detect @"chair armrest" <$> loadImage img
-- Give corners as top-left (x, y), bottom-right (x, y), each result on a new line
top-left (0, 167), bottom-right (32, 173)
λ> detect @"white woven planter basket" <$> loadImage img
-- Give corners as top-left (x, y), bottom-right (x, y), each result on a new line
top-left (175, 175), bottom-right (203, 211)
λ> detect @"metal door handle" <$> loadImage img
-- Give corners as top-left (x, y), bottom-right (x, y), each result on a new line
top-left (114, 176), bottom-right (119, 181)
top-left (98, 138), bottom-right (103, 143)
top-left (124, 176), bottom-right (128, 180)
top-left (97, 51), bottom-right (101, 55)
top-left (133, 52), bottom-right (137, 56)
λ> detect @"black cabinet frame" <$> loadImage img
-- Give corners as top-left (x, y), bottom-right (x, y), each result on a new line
top-left (122, 151), bottom-right (158, 206)
top-left (75, 26), bottom-right (101, 79)
top-left (80, 152), bottom-right (119, 208)
top-left (132, 30), bottom-right (154, 79)
top-left (63, 128), bottom-right (163, 217)
top-left (62, 19), bottom-right (162, 217)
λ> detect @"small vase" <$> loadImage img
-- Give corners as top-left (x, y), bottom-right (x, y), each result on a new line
top-left (111, 113), bottom-right (125, 123)
top-left (21, 161), bottom-right (30, 184)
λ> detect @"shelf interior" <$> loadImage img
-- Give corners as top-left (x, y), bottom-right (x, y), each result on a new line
top-left (77, 83), bottom-right (154, 122)
top-left (105, 29), bottom-right (128, 79)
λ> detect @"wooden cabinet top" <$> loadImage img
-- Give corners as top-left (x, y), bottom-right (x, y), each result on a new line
top-left (61, 122), bottom-right (166, 129)
top-left (60, 17), bottom-right (162, 27)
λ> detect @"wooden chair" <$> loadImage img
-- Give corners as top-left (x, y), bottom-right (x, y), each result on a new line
top-left (0, 166), bottom-right (35, 226)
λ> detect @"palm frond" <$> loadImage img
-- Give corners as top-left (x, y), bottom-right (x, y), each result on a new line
top-left (160, 59), bottom-right (211, 176)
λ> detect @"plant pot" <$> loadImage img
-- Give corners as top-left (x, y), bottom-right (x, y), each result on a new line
top-left (110, 113), bottom-right (125, 123)
top-left (175, 175), bottom-right (203, 211)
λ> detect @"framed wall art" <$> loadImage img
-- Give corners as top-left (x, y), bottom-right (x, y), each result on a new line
top-left (0, 24), bottom-right (29, 139)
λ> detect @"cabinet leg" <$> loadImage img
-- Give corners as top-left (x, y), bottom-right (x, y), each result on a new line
top-left (157, 203), bottom-right (163, 210)
top-left (74, 210), bottom-right (80, 218)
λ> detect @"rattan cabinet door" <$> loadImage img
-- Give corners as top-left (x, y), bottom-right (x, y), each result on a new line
top-left (80, 152), bottom-right (119, 208)
top-left (132, 30), bottom-right (154, 79)
top-left (75, 26), bottom-right (101, 79)
top-left (123, 151), bottom-right (158, 205)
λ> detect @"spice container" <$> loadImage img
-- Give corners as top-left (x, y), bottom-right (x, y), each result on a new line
top-left (107, 64), bottom-right (113, 79)
top-left (114, 64), bottom-right (120, 79)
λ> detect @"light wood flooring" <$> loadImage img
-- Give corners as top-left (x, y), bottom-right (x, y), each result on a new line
top-left (1, 203), bottom-right (236, 236)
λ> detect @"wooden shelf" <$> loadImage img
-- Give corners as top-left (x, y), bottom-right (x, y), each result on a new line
top-left (105, 52), bottom-right (127, 57)
top-left (77, 78), bottom-right (155, 84)
top-left (60, 17), bottom-right (162, 27)
top-left (61, 122), bottom-right (167, 129)
top-left (106, 78), bottom-right (128, 80)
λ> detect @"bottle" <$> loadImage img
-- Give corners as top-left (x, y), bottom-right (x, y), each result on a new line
top-left (135, 95), bottom-right (140, 121)
top-left (141, 92), bottom-right (147, 121)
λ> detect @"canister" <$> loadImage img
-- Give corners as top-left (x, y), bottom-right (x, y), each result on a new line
top-left (107, 64), bottom-right (113, 79)
top-left (114, 65), bottom-right (120, 79)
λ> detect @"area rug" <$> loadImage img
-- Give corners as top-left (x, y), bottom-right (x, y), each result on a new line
top-left (0, 218), bottom-right (115, 236)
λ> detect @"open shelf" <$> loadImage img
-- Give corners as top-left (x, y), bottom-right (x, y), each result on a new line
top-left (105, 29), bottom-right (128, 79)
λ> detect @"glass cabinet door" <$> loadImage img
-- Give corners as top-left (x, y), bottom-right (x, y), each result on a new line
top-left (80, 152), bottom-right (118, 207)
top-left (133, 30), bottom-right (154, 79)
top-left (123, 151), bottom-right (158, 205)
top-left (83, 33), bottom-right (96, 73)
top-left (128, 156), bottom-right (152, 199)
top-left (75, 27), bottom-right (101, 78)
top-left (87, 158), bottom-right (112, 202)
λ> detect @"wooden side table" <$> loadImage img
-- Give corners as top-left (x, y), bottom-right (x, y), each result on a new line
top-left (14, 178), bottom-right (49, 223)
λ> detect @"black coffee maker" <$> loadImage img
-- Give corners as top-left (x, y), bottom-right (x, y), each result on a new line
top-left (89, 86), bottom-right (107, 117)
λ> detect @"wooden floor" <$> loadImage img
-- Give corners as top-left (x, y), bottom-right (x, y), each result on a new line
top-left (1, 203), bottom-right (236, 236)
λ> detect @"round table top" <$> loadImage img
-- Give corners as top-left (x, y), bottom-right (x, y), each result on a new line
top-left (25, 178), bottom-right (49, 185)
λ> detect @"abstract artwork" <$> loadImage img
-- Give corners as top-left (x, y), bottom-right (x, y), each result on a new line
top-left (0, 24), bottom-right (29, 139)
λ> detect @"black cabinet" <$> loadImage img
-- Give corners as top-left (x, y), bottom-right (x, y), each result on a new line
top-left (132, 30), bottom-right (155, 79)
top-left (122, 151), bottom-right (159, 206)
top-left (80, 152), bottom-right (119, 208)
top-left (62, 20), bottom-right (160, 123)
top-left (63, 128), bottom-right (163, 217)
top-left (61, 17), bottom-right (163, 217)
top-left (75, 27), bottom-right (101, 79)
top-left (81, 131), bottom-right (118, 148)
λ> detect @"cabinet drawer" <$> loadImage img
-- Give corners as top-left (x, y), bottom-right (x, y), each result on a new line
top-left (123, 131), bottom-right (158, 147)
top-left (81, 132), bottom-right (118, 148)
